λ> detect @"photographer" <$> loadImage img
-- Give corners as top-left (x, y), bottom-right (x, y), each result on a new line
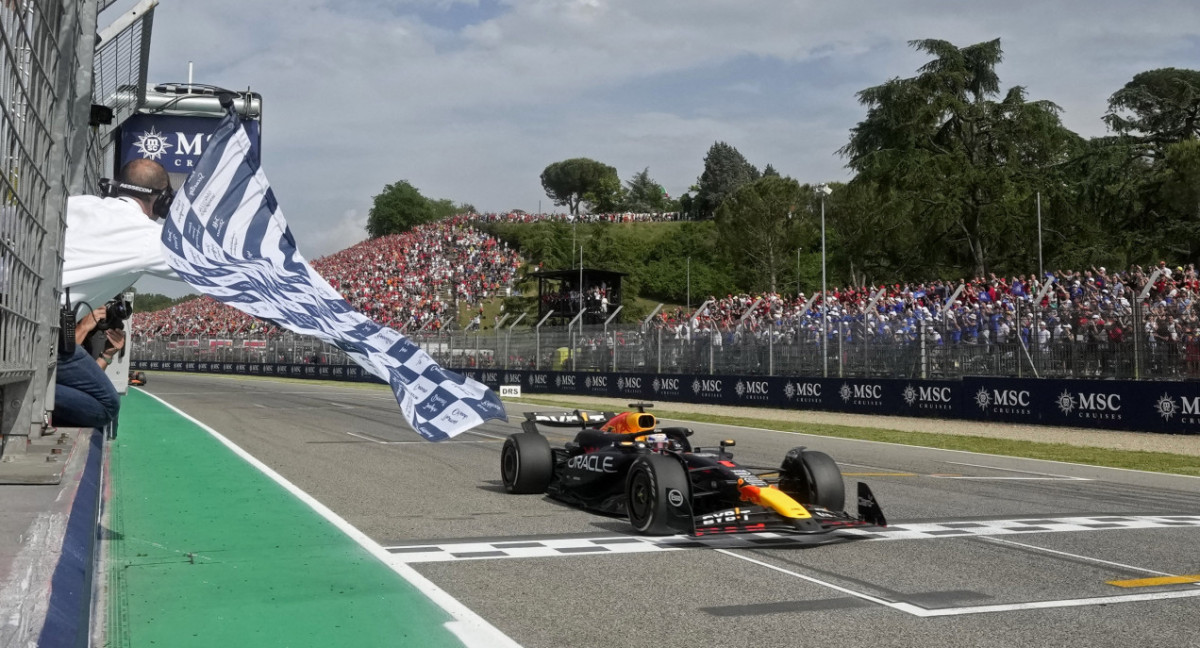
top-left (54, 158), bottom-right (182, 428)
top-left (53, 305), bottom-right (127, 427)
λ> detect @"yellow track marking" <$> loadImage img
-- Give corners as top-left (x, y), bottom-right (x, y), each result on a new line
top-left (1108, 575), bottom-right (1200, 588)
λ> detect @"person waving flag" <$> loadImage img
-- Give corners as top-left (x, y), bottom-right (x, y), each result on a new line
top-left (159, 100), bottom-right (506, 440)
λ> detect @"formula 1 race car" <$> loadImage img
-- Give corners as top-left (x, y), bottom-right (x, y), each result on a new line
top-left (500, 403), bottom-right (886, 536)
top-left (128, 371), bottom-right (148, 386)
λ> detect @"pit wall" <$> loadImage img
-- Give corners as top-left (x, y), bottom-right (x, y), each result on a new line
top-left (130, 360), bottom-right (1200, 436)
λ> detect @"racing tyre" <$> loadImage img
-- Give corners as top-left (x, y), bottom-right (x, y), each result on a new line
top-left (626, 454), bottom-right (691, 535)
top-left (779, 448), bottom-right (845, 511)
top-left (501, 433), bottom-right (553, 494)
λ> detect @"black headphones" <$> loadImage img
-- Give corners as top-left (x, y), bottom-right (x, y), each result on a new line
top-left (99, 178), bottom-right (176, 219)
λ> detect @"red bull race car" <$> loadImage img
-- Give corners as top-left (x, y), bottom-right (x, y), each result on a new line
top-left (500, 403), bottom-right (886, 536)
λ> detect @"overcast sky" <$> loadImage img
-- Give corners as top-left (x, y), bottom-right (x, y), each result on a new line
top-left (113, 0), bottom-right (1199, 296)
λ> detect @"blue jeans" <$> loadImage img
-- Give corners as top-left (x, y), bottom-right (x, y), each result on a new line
top-left (53, 346), bottom-right (119, 428)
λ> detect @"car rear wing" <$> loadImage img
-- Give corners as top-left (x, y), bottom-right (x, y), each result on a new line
top-left (521, 410), bottom-right (616, 434)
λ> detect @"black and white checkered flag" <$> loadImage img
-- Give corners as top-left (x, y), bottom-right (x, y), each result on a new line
top-left (160, 108), bottom-right (506, 440)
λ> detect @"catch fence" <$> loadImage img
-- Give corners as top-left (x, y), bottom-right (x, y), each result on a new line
top-left (1, 0), bottom-right (155, 456)
top-left (132, 321), bottom-right (1196, 383)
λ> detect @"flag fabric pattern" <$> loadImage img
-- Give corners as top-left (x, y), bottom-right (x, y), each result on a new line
top-left (159, 109), bottom-right (506, 441)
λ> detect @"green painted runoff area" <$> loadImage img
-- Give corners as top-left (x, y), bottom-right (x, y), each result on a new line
top-left (106, 389), bottom-right (467, 647)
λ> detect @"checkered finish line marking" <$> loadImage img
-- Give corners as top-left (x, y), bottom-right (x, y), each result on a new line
top-left (384, 515), bottom-right (1200, 564)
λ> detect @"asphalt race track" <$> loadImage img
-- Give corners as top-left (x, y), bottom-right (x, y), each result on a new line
top-left (142, 373), bottom-right (1200, 648)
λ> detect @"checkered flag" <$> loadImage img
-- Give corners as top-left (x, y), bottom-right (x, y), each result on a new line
top-left (159, 107), bottom-right (506, 440)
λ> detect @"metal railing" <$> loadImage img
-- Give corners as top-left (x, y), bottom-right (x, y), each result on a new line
top-left (1, 0), bottom-right (155, 457)
top-left (132, 320), bottom-right (1200, 382)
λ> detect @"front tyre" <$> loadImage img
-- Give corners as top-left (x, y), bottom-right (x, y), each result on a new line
top-left (779, 448), bottom-right (845, 511)
top-left (626, 454), bottom-right (692, 535)
top-left (501, 433), bottom-right (553, 494)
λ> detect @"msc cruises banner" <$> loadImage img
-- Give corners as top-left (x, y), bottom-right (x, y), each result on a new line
top-left (120, 114), bottom-right (261, 172)
top-left (133, 360), bottom-right (1200, 435)
top-left (156, 108), bottom-right (506, 441)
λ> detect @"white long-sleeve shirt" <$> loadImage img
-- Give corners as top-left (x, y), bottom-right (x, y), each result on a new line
top-left (61, 195), bottom-right (179, 308)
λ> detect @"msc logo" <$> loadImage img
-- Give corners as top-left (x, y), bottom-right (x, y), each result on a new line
top-left (735, 380), bottom-right (769, 398)
top-left (653, 377), bottom-right (680, 393)
top-left (974, 388), bottom-right (1032, 412)
top-left (1056, 390), bottom-right (1121, 418)
top-left (904, 385), bottom-right (953, 410)
top-left (132, 127), bottom-right (172, 161)
top-left (840, 383), bottom-right (882, 402)
top-left (1153, 393), bottom-right (1200, 421)
top-left (503, 372), bottom-right (522, 384)
top-left (555, 375), bottom-right (575, 388)
top-left (481, 371), bottom-right (498, 383)
top-left (692, 379), bottom-right (722, 395)
top-left (785, 382), bottom-right (822, 401)
top-left (527, 374), bottom-right (548, 386)
top-left (588, 375), bottom-right (607, 388)
top-left (619, 376), bottom-right (642, 391)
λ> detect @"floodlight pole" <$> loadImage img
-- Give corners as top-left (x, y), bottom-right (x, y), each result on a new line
top-left (535, 309), bottom-right (554, 370)
top-left (604, 306), bottom-right (624, 372)
top-left (817, 184), bottom-right (831, 378)
top-left (568, 309), bottom-right (585, 371)
top-left (504, 312), bottom-right (526, 369)
top-left (1037, 191), bottom-right (1044, 280)
top-left (641, 303), bottom-right (663, 331)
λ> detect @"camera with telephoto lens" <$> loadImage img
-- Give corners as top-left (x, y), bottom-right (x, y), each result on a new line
top-left (95, 298), bottom-right (133, 331)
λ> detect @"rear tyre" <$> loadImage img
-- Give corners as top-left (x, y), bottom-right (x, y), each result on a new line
top-left (626, 454), bottom-right (691, 535)
top-left (501, 433), bottom-right (553, 494)
top-left (779, 448), bottom-right (845, 511)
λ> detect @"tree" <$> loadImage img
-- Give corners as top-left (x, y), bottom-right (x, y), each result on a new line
top-left (695, 142), bottom-right (759, 219)
top-left (839, 38), bottom-right (1080, 276)
top-left (366, 180), bottom-right (437, 238)
top-left (540, 158), bottom-right (620, 218)
top-left (1078, 68), bottom-right (1200, 262)
top-left (715, 176), bottom-right (807, 293)
top-left (582, 172), bottom-right (625, 214)
top-left (1104, 68), bottom-right (1200, 153)
top-left (622, 167), bottom-right (670, 212)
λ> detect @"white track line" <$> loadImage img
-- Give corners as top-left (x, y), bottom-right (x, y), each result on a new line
top-left (716, 547), bottom-right (1200, 617)
top-left (941, 461), bottom-right (1091, 480)
top-left (977, 536), bottom-right (1177, 577)
top-left (136, 388), bottom-right (522, 648)
top-left (894, 589), bottom-right (1200, 616)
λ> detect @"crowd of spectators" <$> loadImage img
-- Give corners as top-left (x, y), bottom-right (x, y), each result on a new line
top-left (455, 211), bottom-right (684, 224)
top-left (130, 207), bottom-right (1200, 377)
top-left (131, 221), bottom-right (522, 339)
top-left (648, 263), bottom-right (1200, 375)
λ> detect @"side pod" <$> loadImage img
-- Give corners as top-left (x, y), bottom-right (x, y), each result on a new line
top-left (857, 483), bottom-right (887, 527)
